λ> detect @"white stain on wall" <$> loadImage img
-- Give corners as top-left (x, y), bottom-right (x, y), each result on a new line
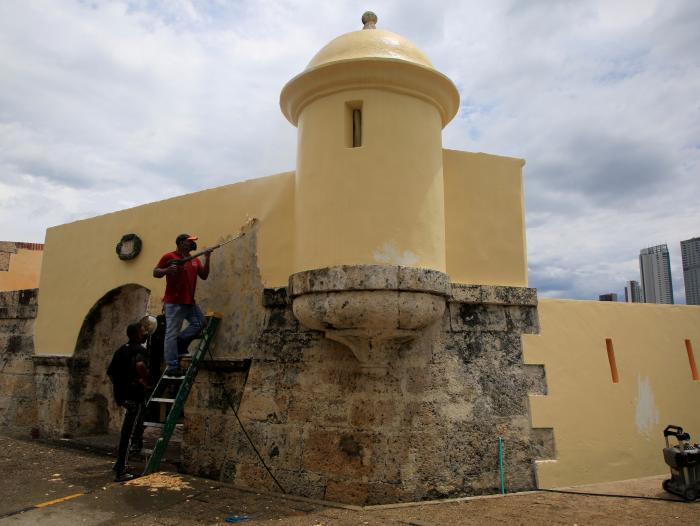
top-left (635, 375), bottom-right (659, 437)
top-left (373, 242), bottom-right (419, 266)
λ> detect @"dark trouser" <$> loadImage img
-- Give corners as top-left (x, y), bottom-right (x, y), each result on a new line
top-left (114, 399), bottom-right (144, 474)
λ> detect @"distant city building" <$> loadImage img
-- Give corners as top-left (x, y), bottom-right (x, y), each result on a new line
top-left (681, 237), bottom-right (700, 305)
top-left (599, 293), bottom-right (618, 302)
top-left (624, 280), bottom-right (642, 303)
top-left (639, 244), bottom-right (674, 304)
top-left (0, 241), bottom-right (44, 292)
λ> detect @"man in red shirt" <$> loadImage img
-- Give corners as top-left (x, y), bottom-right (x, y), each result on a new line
top-left (153, 233), bottom-right (211, 376)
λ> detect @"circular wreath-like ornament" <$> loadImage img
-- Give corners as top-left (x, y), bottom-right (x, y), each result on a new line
top-left (116, 233), bottom-right (142, 261)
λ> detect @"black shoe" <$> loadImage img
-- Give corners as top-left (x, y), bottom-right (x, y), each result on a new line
top-left (115, 471), bottom-right (135, 482)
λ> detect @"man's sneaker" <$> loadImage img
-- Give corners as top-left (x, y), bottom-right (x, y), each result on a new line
top-left (115, 471), bottom-right (135, 482)
top-left (164, 367), bottom-right (185, 378)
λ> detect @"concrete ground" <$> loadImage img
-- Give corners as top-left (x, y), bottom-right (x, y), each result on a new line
top-left (0, 433), bottom-right (698, 525)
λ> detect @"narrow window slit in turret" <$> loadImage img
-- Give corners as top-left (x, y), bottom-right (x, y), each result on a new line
top-left (345, 101), bottom-right (363, 147)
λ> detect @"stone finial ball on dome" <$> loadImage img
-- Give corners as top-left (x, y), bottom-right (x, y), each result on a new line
top-left (361, 11), bottom-right (377, 29)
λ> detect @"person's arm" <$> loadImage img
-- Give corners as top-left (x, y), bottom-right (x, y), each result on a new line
top-left (153, 266), bottom-right (179, 278)
top-left (197, 251), bottom-right (211, 280)
top-left (153, 254), bottom-right (179, 278)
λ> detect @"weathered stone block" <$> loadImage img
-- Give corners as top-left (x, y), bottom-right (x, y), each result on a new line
top-left (449, 303), bottom-right (507, 332)
top-left (349, 398), bottom-right (400, 429)
top-left (531, 427), bottom-right (556, 460)
top-left (277, 469), bottom-right (326, 500)
top-left (505, 305), bottom-right (539, 333)
top-left (523, 364), bottom-right (548, 395)
top-left (481, 286), bottom-right (537, 306)
top-left (450, 284), bottom-right (537, 306)
top-left (237, 391), bottom-right (288, 423)
top-left (398, 292), bottom-right (445, 330)
top-left (302, 430), bottom-right (374, 478)
top-left (325, 479), bottom-right (369, 504)
top-left (397, 266), bottom-right (451, 295)
top-left (262, 287), bottom-right (290, 308)
top-left (366, 481), bottom-right (412, 504)
top-left (448, 284), bottom-right (482, 303)
top-left (234, 462), bottom-right (279, 492)
top-left (289, 265), bottom-right (399, 296)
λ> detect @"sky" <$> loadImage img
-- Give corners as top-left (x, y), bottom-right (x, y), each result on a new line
top-left (1, 0), bottom-right (699, 301)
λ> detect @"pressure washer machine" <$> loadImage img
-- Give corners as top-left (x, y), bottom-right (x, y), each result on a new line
top-left (662, 425), bottom-right (700, 501)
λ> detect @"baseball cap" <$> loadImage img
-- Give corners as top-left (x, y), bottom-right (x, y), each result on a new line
top-left (175, 233), bottom-right (198, 244)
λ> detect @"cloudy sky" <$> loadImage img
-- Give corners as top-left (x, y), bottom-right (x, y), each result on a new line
top-left (1, 0), bottom-right (698, 301)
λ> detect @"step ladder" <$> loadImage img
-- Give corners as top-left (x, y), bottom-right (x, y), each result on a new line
top-left (141, 312), bottom-right (222, 475)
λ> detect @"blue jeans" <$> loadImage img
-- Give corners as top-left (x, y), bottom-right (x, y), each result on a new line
top-left (164, 303), bottom-right (205, 371)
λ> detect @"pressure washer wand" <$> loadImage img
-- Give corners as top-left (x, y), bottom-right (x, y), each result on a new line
top-left (169, 218), bottom-right (258, 266)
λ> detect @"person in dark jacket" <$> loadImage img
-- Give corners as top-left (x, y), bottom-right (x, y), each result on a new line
top-left (107, 322), bottom-right (150, 482)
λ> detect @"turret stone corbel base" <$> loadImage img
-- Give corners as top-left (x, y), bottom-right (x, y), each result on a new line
top-left (288, 265), bottom-right (449, 370)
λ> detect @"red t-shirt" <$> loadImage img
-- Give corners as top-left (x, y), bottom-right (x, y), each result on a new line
top-left (157, 251), bottom-right (203, 305)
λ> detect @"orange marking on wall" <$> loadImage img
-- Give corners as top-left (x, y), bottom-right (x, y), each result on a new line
top-left (605, 338), bottom-right (619, 383)
top-left (685, 339), bottom-right (699, 381)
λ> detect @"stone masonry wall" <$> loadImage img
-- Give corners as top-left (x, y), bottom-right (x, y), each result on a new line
top-left (33, 284), bottom-right (151, 438)
top-left (182, 283), bottom-right (553, 505)
top-left (0, 289), bottom-right (38, 433)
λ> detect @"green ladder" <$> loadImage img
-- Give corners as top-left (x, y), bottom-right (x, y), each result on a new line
top-left (142, 312), bottom-right (222, 475)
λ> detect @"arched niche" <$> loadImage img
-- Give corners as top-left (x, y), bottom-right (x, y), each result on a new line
top-left (63, 283), bottom-right (151, 437)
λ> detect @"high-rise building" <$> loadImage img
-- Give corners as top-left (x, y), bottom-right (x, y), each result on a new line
top-left (681, 237), bottom-right (700, 305)
top-left (624, 280), bottom-right (641, 303)
top-left (599, 293), bottom-right (618, 302)
top-left (639, 244), bottom-right (674, 304)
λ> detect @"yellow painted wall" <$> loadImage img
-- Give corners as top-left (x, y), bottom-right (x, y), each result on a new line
top-left (523, 299), bottom-right (700, 488)
top-left (0, 248), bottom-right (43, 291)
top-left (295, 88), bottom-right (446, 272)
top-left (443, 149), bottom-right (527, 286)
top-left (34, 172), bottom-right (294, 357)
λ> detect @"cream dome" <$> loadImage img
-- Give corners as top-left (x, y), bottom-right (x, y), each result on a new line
top-left (280, 19), bottom-right (459, 127)
top-left (306, 29), bottom-right (435, 71)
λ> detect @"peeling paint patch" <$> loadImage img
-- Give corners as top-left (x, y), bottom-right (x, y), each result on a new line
top-left (373, 242), bottom-right (418, 266)
top-left (635, 375), bottom-right (659, 436)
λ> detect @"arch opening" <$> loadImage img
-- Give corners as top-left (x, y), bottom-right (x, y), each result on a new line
top-left (63, 283), bottom-right (151, 437)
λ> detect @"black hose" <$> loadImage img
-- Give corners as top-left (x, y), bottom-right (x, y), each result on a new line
top-left (207, 349), bottom-right (286, 494)
top-left (539, 488), bottom-right (682, 502)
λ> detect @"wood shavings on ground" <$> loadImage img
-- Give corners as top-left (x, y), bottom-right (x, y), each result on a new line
top-left (125, 472), bottom-right (194, 492)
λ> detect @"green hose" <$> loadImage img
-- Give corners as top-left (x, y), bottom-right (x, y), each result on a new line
top-left (498, 436), bottom-right (505, 494)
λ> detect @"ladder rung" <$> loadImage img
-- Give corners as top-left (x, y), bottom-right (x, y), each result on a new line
top-left (163, 374), bottom-right (186, 379)
top-left (151, 397), bottom-right (175, 403)
top-left (144, 422), bottom-right (183, 428)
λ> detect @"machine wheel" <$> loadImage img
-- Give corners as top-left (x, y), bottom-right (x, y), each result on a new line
top-left (683, 487), bottom-right (698, 502)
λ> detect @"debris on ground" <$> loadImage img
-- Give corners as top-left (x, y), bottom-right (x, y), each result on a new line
top-left (124, 472), bottom-right (194, 492)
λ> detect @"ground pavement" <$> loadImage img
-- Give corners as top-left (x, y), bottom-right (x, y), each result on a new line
top-left (0, 433), bottom-right (697, 525)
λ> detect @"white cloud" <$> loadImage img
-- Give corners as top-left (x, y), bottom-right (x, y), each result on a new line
top-left (1, 0), bottom-right (698, 301)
